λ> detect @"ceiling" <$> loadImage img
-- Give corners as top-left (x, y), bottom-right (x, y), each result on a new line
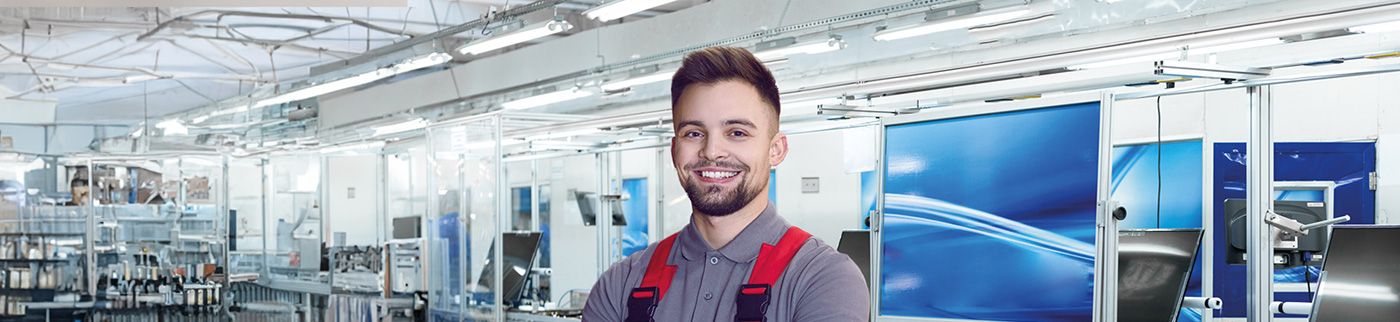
top-left (0, 1), bottom-right (522, 124)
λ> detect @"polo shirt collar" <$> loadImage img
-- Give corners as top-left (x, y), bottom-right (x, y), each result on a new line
top-left (678, 202), bottom-right (789, 263)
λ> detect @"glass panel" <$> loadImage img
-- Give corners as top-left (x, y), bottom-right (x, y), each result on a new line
top-left (427, 116), bottom-right (502, 321)
top-left (537, 154), bottom-right (600, 306)
top-left (267, 154), bottom-right (324, 284)
top-left (228, 157), bottom-right (266, 278)
top-left (386, 147), bottom-right (428, 296)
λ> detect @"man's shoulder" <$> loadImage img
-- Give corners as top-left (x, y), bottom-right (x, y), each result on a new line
top-left (600, 239), bottom-right (668, 279)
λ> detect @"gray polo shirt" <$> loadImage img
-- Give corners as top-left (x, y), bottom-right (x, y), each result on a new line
top-left (582, 204), bottom-right (870, 321)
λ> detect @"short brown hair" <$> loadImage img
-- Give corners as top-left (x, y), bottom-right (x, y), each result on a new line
top-left (670, 46), bottom-right (781, 120)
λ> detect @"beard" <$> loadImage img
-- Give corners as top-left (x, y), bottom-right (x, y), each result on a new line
top-left (680, 160), bottom-right (764, 217)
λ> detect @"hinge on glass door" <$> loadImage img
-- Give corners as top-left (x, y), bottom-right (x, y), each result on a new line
top-left (1370, 172), bottom-right (1379, 191)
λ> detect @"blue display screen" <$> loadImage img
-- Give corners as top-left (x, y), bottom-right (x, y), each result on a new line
top-left (1111, 140), bottom-right (1205, 322)
top-left (880, 102), bottom-right (1100, 320)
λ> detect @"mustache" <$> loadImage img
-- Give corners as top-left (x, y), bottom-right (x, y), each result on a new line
top-left (683, 160), bottom-right (750, 172)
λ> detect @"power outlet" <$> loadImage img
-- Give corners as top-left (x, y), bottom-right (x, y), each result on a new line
top-left (801, 177), bottom-right (820, 194)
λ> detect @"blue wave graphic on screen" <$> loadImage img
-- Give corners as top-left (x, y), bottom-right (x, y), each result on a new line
top-left (884, 194), bottom-right (1095, 262)
top-left (880, 102), bottom-right (1100, 321)
top-left (881, 194), bottom-right (1094, 321)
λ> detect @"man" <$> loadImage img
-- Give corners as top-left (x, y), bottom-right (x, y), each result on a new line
top-left (583, 47), bottom-right (869, 321)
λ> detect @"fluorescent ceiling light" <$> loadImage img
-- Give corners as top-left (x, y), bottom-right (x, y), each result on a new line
top-left (1069, 38), bottom-right (1283, 70)
top-left (601, 70), bottom-right (674, 92)
top-left (1069, 52), bottom-right (1181, 70)
top-left (319, 141), bottom-right (385, 154)
top-left (1350, 20), bottom-right (1400, 34)
top-left (252, 52), bottom-right (451, 109)
top-left (753, 37), bottom-right (847, 61)
top-left (874, 8), bottom-right (1033, 41)
top-left (371, 119), bottom-right (429, 136)
top-left (1191, 38), bottom-right (1285, 54)
top-left (502, 87), bottom-right (594, 110)
top-left (458, 20), bottom-right (573, 55)
top-left (156, 119), bottom-right (189, 136)
top-left (584, 0), bottom-right (678, 22)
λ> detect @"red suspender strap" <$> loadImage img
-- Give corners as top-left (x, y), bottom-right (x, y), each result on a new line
top-left (747, 227), bottom-right (813, 285)
top-left (624, 233), bottom-right (680, 322)
top-left (735, 227), bottom-right (812, 322)
top-left (638, 233), bottom-right (680, 300)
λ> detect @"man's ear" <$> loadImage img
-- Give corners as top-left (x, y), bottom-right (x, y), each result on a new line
top-left (769, 132), bottom-right (788, 168)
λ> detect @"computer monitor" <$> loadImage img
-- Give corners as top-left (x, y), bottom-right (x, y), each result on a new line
top-left (1117, 229), bottom-right (1203, 322)
top-left (474, 231), bottom-right (543, 306)
top-left (1224, 199), bottom-right (1328, 266)
top-left (576, 192), bottom-right (626, 226)
top-left (393, 216), bottom-right (421, 239)
top-left (1309, 226), bottom-right (1400, 322)
top-left (835, 230), bottom-right (870, 287)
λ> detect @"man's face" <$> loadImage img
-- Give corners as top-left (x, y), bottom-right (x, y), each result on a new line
top-left (671, 80), bottom-right (787, 217)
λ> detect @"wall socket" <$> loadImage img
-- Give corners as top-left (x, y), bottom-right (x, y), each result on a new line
top-left (801, 177), bottom-right (820, 193)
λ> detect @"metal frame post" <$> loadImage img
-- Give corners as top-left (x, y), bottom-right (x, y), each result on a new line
top-left (1246, 85), bottom-right (1275, 322)
top-left (1096, 92), bottom-right (1118, 322)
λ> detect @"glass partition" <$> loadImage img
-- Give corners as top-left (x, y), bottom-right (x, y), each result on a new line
top-left (325, 153), bottom-right (384, 294)
top-left (427, 116), bottom-right (502, 321)
top-left (81, 155), bottom-right (229, 314)
top-left (228, 157), bottom-right (266, 279)
top-left (531, 154), bottom-right (600, 307)
top-left (266, 154), bottom-right (324, 285)
top-left (385, 146), bottom-right (429, 296)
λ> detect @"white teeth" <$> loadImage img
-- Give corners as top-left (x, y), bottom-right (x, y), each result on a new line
top-left (700, 171), bottom-right (738, 179)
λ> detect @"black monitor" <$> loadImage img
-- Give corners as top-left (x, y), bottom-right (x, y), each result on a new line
top-left (1118, 229), bottom-right (1204, 322)
top-left (474, 231), bottom-right (543, 306)
top-left (1224, 199), bottom-right (1328, 266)
top-left (835, 230), bottom-right (870, 287)
top-left (576, 192), bottom-right (626, 226)
top-left (393, 216), bottom-right (422, 239)
top-left (1309, 226), bottom-right (1400, 322)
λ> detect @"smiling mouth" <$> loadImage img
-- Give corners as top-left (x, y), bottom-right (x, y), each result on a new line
top-left (699, 170), bottom-right (739, 179)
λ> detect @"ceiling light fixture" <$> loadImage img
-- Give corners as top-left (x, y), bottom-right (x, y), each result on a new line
top-left (600, 70), bottom-right (674, 92)
top-left (502, 87), bottom-right (594, 110)
top-left (1350, 20), bottom-right (1400, 34)
top-left (1069, 38), bottom-right (1284, 69)
top-left (458, 19), bottom-right (573, 55)
top-left (155, 119), bottom-right (189, 136)
top-left (251, 52), bottom-right (451, 109)
top-left (371, 118), bottom-right (429, 137)
top-left (874, 6), bottom-right (1033, 42)
top-left (319, 141), bottom-right (386, 154)
top-left (753, 36), bottom-right (847, 62)
top-left (583, 0), bottom-right (678, 22)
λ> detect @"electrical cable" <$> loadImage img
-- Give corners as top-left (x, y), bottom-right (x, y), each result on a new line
top-left (1156, 95), bottom-right (1163, 228)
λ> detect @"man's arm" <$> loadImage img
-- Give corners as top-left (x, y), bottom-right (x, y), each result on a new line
top-left (792, 249), bottom-right (871, 321)
top-left (582, 255), bottom-right (637, 321)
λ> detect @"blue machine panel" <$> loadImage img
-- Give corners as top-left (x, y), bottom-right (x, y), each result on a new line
top-left (1211, 142), bottom-right (1376, 318)
top-left (880, 102), bottom-right (1100, 321)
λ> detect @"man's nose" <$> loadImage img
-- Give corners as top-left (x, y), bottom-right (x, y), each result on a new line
top-left (699, 136), bottom-right (728, 161)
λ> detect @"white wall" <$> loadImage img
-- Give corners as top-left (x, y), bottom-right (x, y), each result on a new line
top-left (327, 155), bottom-right (383, 246)
top-left (775, 129), bottom-right (868, 245)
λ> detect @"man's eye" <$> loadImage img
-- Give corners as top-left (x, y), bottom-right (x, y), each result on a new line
top-left (685, 131), bottom-right (703, 138)
top-left (730, 130), bottom-right (748, 137)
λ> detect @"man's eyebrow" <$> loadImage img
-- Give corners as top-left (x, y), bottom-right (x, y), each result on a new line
top-left (723, 119), bottom-right (756, 128)
top-left (676, 120), bottom-right (704, 128)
